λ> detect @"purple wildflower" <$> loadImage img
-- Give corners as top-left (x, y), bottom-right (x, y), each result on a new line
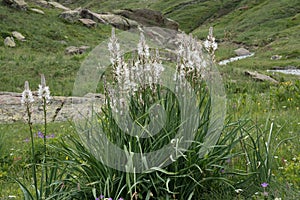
top-left (118, 198), bottom-right (124, 200)
top-left (46, 133), bottom-right (55, 139)
top-left (23, 138), bottom-right (30, 142)
top-left (95, 198), bottom-right (99, 200)
top-left (100, 195), bottom-right (104, 199)
top-left (261, 182), bottom-right (269, 188)
top-left (38, 131), bottom-right (44, 138)
top-left (108, 198), bottom-right (113, 200)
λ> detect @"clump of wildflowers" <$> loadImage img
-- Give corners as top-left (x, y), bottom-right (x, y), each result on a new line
top-left (21, 81), bottom-right (34, 105)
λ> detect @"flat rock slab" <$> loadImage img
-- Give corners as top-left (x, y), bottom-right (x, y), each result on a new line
top-left (234, 48), bottom-right (251, 56)
top-left (245, 71), bottom-right (278, 83)
top-left (0, 92), bottom-right (104, 124)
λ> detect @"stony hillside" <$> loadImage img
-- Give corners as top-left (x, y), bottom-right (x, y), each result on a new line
top-left (0, 0), bottom-right (299, 96)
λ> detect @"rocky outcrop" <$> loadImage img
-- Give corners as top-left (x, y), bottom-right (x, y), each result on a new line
top-left (3, 0), bottom-right (27, 10)
top-left (59, 8), bottom-right (176, 30)
top-left (59, 9), bottom-right (81, 22)
top-left (48, 1), bottom-right (70, 11)
top-left (80, 9), bottom-right (139, 30)
top-left (0, 92), bottom-right (104, 124)
top-left (245, 71), bottom-right (278, 83)
top-left (4, 37), bottom-right (16, 47)
top-left (98, 13), bottom-right (138, 30)
top-left (113, 9), bottom-right (179, 30)
top-left (80, 9), bottom-right (106, 23)
top-left (65, 45), bottom-right (90, 55)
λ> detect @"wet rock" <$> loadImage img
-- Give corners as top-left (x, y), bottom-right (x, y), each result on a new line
top-left (12, 31), bottom-right (26, 41)
top-left (234, 47), bottom-right (251, 56)
top-left (245, 71), bottom-right (278, 84)
top-left (4, 37), bottom-right (16, 47)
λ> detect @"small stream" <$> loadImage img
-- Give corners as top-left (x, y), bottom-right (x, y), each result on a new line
top-left (218, 53), bottom-right (255, 65)
top-left (218, 53), bottom-right (300, 76)
top-left (267, 69), bottom-right (300, 76)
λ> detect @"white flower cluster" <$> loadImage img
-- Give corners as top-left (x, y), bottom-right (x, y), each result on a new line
top-left (21, 81), bottom-right (34, 105)
top-left (38, 74), bottom-right (52, 103)
top-left (21, 74), bottom-right (52, 106)
top-left (107, 29), bottom-right (165, 94)
top-left (175, 33), bottom-right (207, 83)
top-left (107, 29), bottom-right (166, 114)
top-left (203, 27), bottom-right (218, 60)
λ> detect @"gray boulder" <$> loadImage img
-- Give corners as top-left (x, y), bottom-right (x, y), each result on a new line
top-left (12, 31), bottom-right (26, 41)
top-left (245, 71), bottom-right (278, 84)
top-left (4, 37), bottom-right (16, 47)
top-left (98, 13), bottom-right (138, 30)
top-left (234, 48), bottom-right (251, 56)
top-left (48, 1), bottom-right (70, 11)
top-left (65, 46), bottom-right (90, 55)
top-left (3, 0), bottom-right (27, 10)
top-left (59, 10), bottom-right (81, 22)
top-left (34, 0), bottom-right (50, 8)
top-left (80, 9), bottom-right (138, 30)
top-left (113, 9), bottom-right (179, 30)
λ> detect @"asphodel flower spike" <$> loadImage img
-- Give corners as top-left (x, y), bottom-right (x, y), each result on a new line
top-left (21, 81), bottom-right (34, 105)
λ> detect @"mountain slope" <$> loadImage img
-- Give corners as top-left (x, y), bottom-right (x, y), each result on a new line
top-left (0, 0), bottom-right (299, 96)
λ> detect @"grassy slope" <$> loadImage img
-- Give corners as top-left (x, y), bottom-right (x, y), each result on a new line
top-left (0, 2), bottom-right (111, 95)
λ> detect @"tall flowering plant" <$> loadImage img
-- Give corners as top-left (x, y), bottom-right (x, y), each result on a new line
top-left (17, 75), bottom-right (67, 200)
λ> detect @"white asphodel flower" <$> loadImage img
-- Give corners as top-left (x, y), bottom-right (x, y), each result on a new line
top-left (137, 32), bottom-right (150, 58)
top-left (21, 81), bottom-right (34, 104)
top-left (38, 74), bottom-right (51, 103)
top-left (204, 27), bottom-right (218, 52)
top-left (108, 27), bottom-right (121, 65)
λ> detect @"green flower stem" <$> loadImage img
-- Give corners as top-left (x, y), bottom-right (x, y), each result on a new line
top-left (40, 96), bottom-right (49, 198)
top-left (26, 104), bottom-right (39, 200)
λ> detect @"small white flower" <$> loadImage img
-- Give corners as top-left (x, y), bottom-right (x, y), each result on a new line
top-left (235, 189), bottom-right (243, 194)
top-left (38, 74), bottom-right (51, 103)
top-left (21, 81), bottom-right (34, 105)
